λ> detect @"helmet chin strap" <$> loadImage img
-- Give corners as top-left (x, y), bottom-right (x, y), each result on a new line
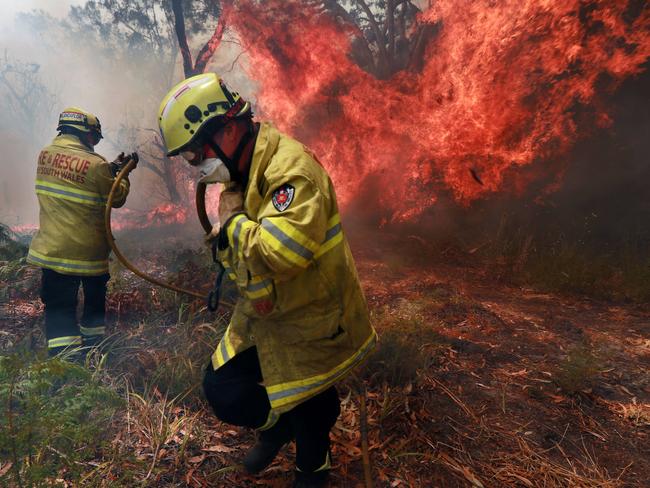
top-left (208, 125), bottom-right (253, 185)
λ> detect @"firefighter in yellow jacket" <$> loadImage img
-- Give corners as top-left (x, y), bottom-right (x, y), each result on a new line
top-left (158, 74), bottom-right (376, 487)
top-left (27, 108), bottom-right (136, 357)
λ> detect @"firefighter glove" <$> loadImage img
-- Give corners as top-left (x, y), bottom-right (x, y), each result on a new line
top-left (218, 187), bottom-right (245, 228)
top-left (204, 224), bottom-right (221, 246)
top-left (110, 152), bottom-right (139, 177)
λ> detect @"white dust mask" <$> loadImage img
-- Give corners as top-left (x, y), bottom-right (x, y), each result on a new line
top-left (197, 158), bottom-right (231, 184)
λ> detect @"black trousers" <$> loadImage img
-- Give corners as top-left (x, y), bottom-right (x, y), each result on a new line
top-left (40, 268), bottom-right (109, 355)
top-left (203, 347), bottom-right (341, 473)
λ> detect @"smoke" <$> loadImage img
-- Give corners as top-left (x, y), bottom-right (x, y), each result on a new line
top-left (404, 61), bottom-right (650, 254)
top-left (1, 0), bottom-right (648, 256)
top-left (0, 0), bottom-right (150, 225)
top-left (226, 0), bottom-right (650, 224)
top-left (541, 61), bottom-right (650, 246)
top-left (0, 1), bottom-right (251, 229)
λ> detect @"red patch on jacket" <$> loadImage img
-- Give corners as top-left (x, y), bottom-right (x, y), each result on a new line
top-left (253, 299), bottom-right (274, 316)
top-left (271, 184), bottom-right (295, 212)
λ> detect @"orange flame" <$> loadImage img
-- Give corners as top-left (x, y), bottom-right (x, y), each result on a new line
top-left (8, 224), bottom-right (38, 235)
top-left (224, 0), bottom-right (649, 222)
top-left (111, 203), bottom-right (190, 231)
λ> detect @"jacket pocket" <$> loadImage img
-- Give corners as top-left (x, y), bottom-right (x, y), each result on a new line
top-left (273, 264), bottom-right (334, 314)
top-left (272, 308), bottom-right (342, 345)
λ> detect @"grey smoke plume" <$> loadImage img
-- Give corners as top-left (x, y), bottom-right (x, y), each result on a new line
top-left (0, 1), bottom-right (252, 227)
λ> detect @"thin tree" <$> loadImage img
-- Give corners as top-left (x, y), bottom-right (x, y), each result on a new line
top-left (318, 0), bottom-right (436, 79)
top-left (0, 53), bottom-right (57, 144)
top-left (171, 0), bottom-right (229, 78)
top-left (63, 0), bottom-right (227, 204)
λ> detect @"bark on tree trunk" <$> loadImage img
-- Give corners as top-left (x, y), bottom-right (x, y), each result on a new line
top-left (171, 0), bottom-right (195, 78)
top-left (171, 0), bottom-right (228, 79)
top-left (355, 0), bottom-right (391, 78)
top-left (386, 0), bottom-right (396, 60)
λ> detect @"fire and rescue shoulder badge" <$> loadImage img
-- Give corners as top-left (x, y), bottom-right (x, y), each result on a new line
top-left (271, 184), bottom-right (295, 212)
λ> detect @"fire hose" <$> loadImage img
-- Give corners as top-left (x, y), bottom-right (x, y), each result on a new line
top-left (104, 157), bottom-right (230, 309)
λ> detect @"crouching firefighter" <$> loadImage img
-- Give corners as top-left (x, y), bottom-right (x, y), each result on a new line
top-left (27, 107), bottom-right (137, 357)
top-left (157, 73), bottom-right (376, 487)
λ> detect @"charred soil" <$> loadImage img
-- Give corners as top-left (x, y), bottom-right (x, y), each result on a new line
top-left (0, 233), bottom-right (648, 487)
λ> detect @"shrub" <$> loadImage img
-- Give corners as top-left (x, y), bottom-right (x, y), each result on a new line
top-left (0, 352), bottom-right (122, 486)
top-left (0, 224), bottom-right (27, 261)
top-left (361, 300), bottom-right (444, 388)
top-left (554, 344), bottom-right (600, 395)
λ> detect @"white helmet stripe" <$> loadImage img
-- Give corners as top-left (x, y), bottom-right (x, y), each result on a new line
top-left (161, 77), bottom-right (211, 121)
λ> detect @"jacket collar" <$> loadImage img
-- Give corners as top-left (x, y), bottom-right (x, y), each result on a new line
top-left (52, 134), bottom-right (96, 154)
top-left (247, 122), bottom-right (281, 192)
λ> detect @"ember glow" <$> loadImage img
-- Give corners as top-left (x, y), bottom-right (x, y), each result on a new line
top-left (225, 0), bottom-right (650, 222)
top-left (112, 203), bottom-right (190, 231)
top-left (8, 224), bottom-right (38, 235)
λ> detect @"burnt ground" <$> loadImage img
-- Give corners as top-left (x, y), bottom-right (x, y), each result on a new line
top-left (353, 237), bottom-right (650, 487)
top-left (0, 235), bottom-right (649, 487)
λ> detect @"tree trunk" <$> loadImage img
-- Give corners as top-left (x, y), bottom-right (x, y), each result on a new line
top-left (171, 0), bottom-right (195, 78)
top-left (171, 0), bottom-right (228, 78)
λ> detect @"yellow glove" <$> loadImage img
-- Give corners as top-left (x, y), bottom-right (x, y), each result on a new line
top-left (218, 187), bottom-right (245, 228)
top-left (203, 186), bottom-right (244, 248)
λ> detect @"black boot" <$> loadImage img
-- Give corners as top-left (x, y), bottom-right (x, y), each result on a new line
top-left (243, 416), bottom-right (293, 474)
top-left (293, 470), bottom-right (330, 488)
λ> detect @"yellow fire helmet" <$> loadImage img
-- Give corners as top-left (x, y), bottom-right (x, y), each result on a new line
top-left (158, 73), bottom-right (251, 156)
top-left (56, 107), bottom-right (103, 139)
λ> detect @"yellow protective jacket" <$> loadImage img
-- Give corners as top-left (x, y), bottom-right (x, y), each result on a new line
top-left (213, 123), bottom-right (376, 419)
top-left (27, 135), bottom-right (130, 276)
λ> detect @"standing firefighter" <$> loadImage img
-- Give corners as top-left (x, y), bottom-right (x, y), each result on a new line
top-left (27, 108), bottom-right (137, 357)
top-left (158, 73), bottom-right (376, 487)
